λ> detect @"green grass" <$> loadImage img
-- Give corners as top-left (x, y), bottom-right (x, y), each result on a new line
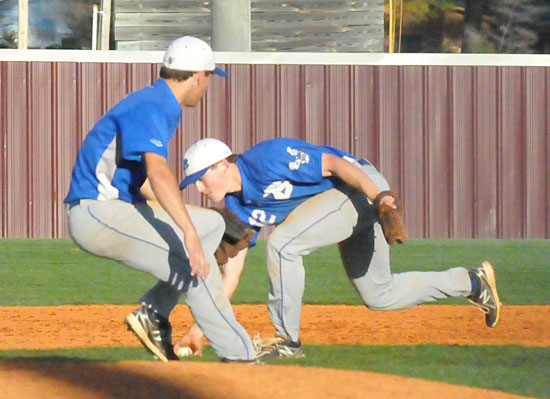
top-left (1, 345), bottom-right (548, 398)
top-left (0, 239), bottom-right (157, 305)
top-left (0, 238), bottom-right (548, 305)
top-left (1, 238), bottom-right (549, 398)
top-left (0, 347), bottom-right (154, 362)
top-left (281, 345), bottom-right (550, 399)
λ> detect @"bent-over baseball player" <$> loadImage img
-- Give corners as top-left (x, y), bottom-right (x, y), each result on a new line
top-left (64, 37), bottom-right (258, 363)
top-left (176, 137), bottom-right (502, 358)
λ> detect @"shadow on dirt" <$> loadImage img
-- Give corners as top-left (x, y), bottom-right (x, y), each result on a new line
top-left (0, 357), bottom-right (199, 399)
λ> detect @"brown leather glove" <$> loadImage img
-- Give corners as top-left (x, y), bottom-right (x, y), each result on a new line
top-left (209, 207), bottom-right (254, 265)
top-left (373, 191), bottom-right (407, 245)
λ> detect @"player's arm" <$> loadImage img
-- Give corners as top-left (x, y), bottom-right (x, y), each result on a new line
top-left (321, 153), bottom-right (395, 207)
top-left (174, 248), bottom-right (249, 356)
top-left (140, 178), bottom-right (157, 201)
top-left (144, 152), bottom-right (210, 278)
top-left (321, 153), bottom-right (380, 200)
top-left (221, 247), bottom-right (248, 298)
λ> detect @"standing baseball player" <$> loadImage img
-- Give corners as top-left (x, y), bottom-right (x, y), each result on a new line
top-left (64, 36), bottom-right (257, 362)
top-left (176, 137), bottom-right (502, 358)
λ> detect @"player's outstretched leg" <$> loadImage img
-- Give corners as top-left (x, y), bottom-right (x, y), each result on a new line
top-left (467, 261), bottom-right (502, 327)
top-left (125, 304), bottom-right (180, 362)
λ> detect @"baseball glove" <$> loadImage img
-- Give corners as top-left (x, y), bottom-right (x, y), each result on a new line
top-left (210, 207), bottom-right (254, 265)
top-left (373, 191), bottom-right (407, 245)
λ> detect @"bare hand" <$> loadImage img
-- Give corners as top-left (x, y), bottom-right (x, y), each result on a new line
top-left (373, 190), bottom-right (407, 245)
top-left (184, 233), bottom-right (210, 279)
top-left (378, 193), bottom-right (397, 209)
top-left (174, 330), bottom-right (204, 356)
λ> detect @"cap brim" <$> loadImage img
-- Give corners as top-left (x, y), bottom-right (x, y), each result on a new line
top-left (213, 67), bottom-right (227, 77)
top-left (179, 167), bottom-right (209, 190)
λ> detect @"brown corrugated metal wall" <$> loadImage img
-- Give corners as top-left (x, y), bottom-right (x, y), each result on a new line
top-left (1, 61), bottom-right (549, 239)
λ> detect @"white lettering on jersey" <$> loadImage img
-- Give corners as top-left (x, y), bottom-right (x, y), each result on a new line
top-left (95, 136), bottom-right (120, 200)
top-left (263, 180), bottom-right (294, 200)
top-left (343, 155), bottom-right (355, 163)
top-left (343, 155), bottom-right (364, 169)
top-left (150, 138), bottom-right (163, 147)
top-left (287, 146), bottom-right (310, 170)
top-left (248, 209), bottom-right (277, 227)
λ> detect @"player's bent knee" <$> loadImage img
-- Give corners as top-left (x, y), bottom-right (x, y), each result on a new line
top-left (267, 226), bottom-right (302, 250)
top-left (190, 208), bottom-right (226, 254)
top-left (357, 289), bottom-right (400, 311)
top-left (210, 210), bottom-right (226, 243)
top-left (362, 297), bottom-right (412, 311)
top-left (200, 207), bottom-right (224, 232)
top-left (266, 233), bottom-right (283, 251)
top-left (266, 234), bottom-right (299, 259)
top-left (211, 209), bottom-right (225, 232)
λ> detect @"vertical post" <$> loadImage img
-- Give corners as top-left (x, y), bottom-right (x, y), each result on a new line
top-left (92, 4), bottom-right (98, 50)
top-left (100, 0), bottom-right (111, 50)
top-left (18, 0), bottom-right (28, 49)
top-left (388, 0), bottom-right (394, 53)
top-left (398, 0), bottom-right (403, 53)
top-left (211, 0), bottom-right (251, 51)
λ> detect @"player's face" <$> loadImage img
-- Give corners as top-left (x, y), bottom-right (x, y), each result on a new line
top-left (183, 72), bottom-right (212, 107)
top-left (195, 163), bottom-right (227, 202)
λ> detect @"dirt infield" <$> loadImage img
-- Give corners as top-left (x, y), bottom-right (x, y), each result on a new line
top-left (0, 360), bottom-right (535, 399)
top-left (1, 304), bottom-right (547, 349)
top-left (0, 304), bottom-right (547, 398)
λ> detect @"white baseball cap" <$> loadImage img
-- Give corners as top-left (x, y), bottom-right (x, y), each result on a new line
top-left (179, 138), bottom-right (233, 189)
top-left (163, 36), bottom-right (227, 77)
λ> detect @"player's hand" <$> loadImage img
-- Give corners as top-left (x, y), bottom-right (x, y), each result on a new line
top-left (184, 233), bottom-right (210, 279)
top-left (377, 192), bottom-right (397, 209)
top-left (174, 330), bottom-right (204, 357)
top-left (373, 191), bottom-right (407, 245)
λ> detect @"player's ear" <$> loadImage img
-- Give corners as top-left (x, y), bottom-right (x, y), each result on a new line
top-left (195, 70), bottom-right (211, 86)
top-left (220, 160), bottom-right (229, 175)
top-left (191, 71), bottom-right (203, 86)
top-left (218, 159), bottom-right (229, 170)
top-left (195, 179), bottom-right (205, 193)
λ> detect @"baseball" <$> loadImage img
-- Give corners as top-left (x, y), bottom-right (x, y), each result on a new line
top-left (177, 346), bottom-right (193, 357)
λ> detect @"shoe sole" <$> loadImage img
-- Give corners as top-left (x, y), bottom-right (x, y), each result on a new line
top-left (277, 352), bottom-right (306, 359)
top-left (125, 313), bottom-right (168, 362)
top-left (480, 261), bottom-right (501, 328)
top-left (273, 347), bottom-right (306, 359)
top-left (221, 358), bottom-right (266, 365)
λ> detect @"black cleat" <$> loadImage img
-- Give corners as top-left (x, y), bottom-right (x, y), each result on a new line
top-left (125, 305), bottom-right (179, 361)
top-left (269, 338), bottom-right (306, 359)
top-left (468, 261), bottom-right (502, 328)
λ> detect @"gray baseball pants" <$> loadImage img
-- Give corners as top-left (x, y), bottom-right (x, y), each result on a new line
top-left (67, 199), bottom-right (255, 360)
top-left (266, 163), bottom-right (472, 342)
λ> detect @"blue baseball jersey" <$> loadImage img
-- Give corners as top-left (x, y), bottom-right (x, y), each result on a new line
top-left (225, 138), bottom-right (367, 230)
top-left (64, 79), bottom-right (181, 204)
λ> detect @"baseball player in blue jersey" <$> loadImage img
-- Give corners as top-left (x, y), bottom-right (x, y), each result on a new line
top-left (176, 137), bottom-right (501, 358)
top-left (64, 36), bottom-right (258, 363)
